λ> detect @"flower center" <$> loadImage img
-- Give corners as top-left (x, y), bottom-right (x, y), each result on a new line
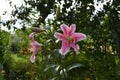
top-left (66, 36), bottom-right (71, 41)
top-left (66, 36), bottom-right (75, 43)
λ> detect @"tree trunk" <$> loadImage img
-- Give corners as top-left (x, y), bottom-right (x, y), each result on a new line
top-left (109, 11), bottom-right (120, 58)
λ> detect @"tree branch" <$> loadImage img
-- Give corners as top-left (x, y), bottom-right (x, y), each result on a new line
top-left (31, 27), bottom-right (46, 33)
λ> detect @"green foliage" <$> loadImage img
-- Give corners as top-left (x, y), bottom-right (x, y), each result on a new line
top-left (0, 29), bottom-right (11, 63)
top-left (0, 74), bottom-right (4, 80)
top-left (0, 0), bottom-right (120, 80)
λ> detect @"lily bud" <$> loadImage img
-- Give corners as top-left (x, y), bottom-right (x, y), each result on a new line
top-left (56, 5), bottom-right (60, 20)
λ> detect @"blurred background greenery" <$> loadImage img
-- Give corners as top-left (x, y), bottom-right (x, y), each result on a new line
top-left (0, 0), bottom-right (120, 80)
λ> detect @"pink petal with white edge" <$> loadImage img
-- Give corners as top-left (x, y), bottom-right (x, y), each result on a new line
top-left (69, 24), bottom-right (76, 35)
top-left (72, 33), bottom-right (86, 42)
top-left (60, 41), bottom-right (70, 55)
top-left (71, 43), bottom-right (80, 52)
top-left (29, 32), bottom-right (34, 38)
top-left (29, 32), bottom-right (35, 40)
top-left (30, 55), bottom-right (35, 63)
top-left (54, 32), bottom-right (65, 40)
top-left (60, 24), bottom-right (70, 36)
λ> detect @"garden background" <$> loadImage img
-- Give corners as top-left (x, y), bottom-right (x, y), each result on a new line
top-left (0, 0), bottom-right (120, 80)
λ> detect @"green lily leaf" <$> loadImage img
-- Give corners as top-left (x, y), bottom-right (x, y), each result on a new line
top-left (44, 64), bottom-right (60, 72)
top-left (67, 63), bottom-right (84, 71)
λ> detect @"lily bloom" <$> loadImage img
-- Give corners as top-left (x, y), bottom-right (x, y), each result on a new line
top-left (54, 24), bottom-right (86, 55)
top-left (29, 32), bottom-right (41, 63)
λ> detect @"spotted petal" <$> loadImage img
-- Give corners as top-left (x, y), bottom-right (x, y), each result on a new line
top-left (69, 24), bottom-right (76, 35)
top-left (71, 43), bottom-right (80, 52)
top-left (72, 33), bottom-right (86, 42)
top-left (54, 32), bottom-right (65, 40)
top-left (60, 24), bottom-right (70, 36)
top-left (60, 41), bottom-right (70, 55)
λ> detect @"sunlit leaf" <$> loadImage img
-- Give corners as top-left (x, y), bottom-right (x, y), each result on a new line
top-left (67, 63), bottom-right (84, 71)
top-left (44, 64), bottom-right (60, 72)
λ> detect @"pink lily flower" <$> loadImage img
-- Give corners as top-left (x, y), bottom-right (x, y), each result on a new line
top-left (54, 24), bottom-right (86, 55)
top-left (29, 32), bottom-right (41, 63)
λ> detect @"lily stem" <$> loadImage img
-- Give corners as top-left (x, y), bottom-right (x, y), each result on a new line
top-left (59, 55), bottom-right (67, 80)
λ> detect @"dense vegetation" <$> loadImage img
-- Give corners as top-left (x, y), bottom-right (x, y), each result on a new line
top-left (0, 0), bottom-right (120, 80)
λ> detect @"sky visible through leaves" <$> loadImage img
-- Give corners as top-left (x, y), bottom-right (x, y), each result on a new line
top-left (0, 0), bottom-right (113, 33)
